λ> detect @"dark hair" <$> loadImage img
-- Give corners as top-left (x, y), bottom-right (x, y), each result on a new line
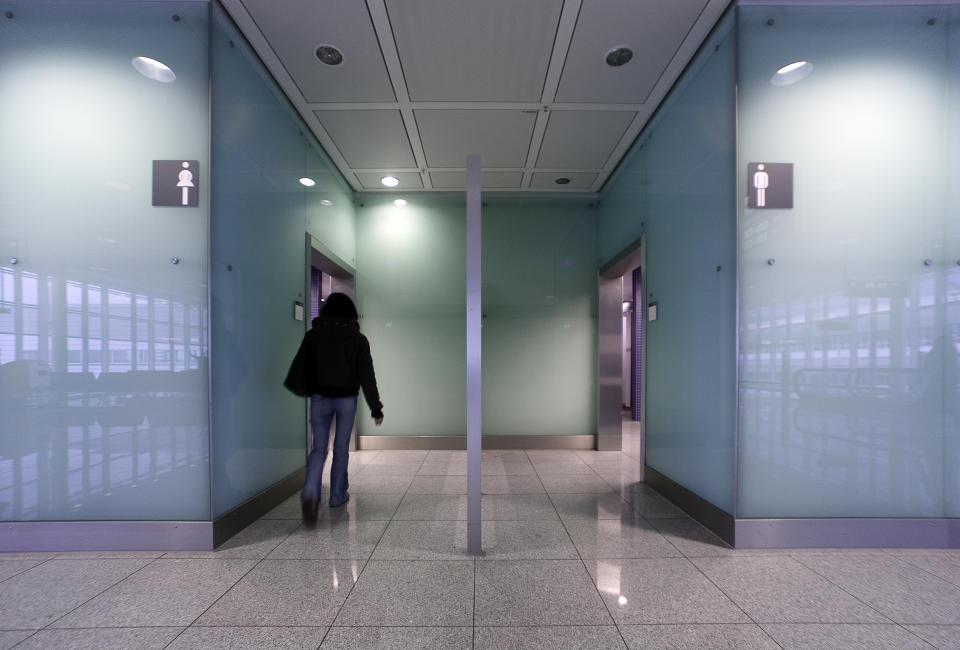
top-left (321, 292), bottom-right (358, 320)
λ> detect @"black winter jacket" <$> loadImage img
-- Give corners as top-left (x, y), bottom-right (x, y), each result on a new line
top-left (284, 316), bottom-right (383, 418)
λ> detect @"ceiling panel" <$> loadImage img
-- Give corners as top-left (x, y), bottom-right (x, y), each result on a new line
top-left (554, 0), bottom-right (709, 103)
top-left (314, 110), bottom-right (416, 169)
top-left (240, 0), bottom-right (395, 102)
top-left (355, 172), bottom-right (424, 190)
top-left (416, 110), bottom-right (537, 168)
top-left (537, 110), bottom-right (636, 169)
top-left (430, 171), bottom-right (524, 189)
top-left (530, 172), bottom-right (597, 190)
top-left (385, 0), bottom-right (563, 101)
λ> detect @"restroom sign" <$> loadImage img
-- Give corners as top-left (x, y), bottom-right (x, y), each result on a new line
top-left (748, 162), bottom-right (792, 209)
top-left (152, 160), bottom-right (199, 207)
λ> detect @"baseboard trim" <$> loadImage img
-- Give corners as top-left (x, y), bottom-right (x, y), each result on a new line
top-left (212, 467), bottom-right (305, 548)
top-left (0, 521), bottom-right (213, 552)
top-left (644, 465), bottom-right (735, 546)
top-left (735, 517), bottom-right (960, 549)
top-left (356, 434), bottom-right (596, 450)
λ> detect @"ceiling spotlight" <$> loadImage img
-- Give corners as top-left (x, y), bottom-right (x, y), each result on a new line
top-left (393, 199), bottom-right (407, 206)
top-left (131, 56), bottom-right (176, 82)
top-left (605, 47), bottom-right (633, 67)
top-left (299, 177), bottom-right (316, 187)
top-left (555, 177), bottom-right (571, 185)
top-left (320, 199), bottom-right (333, 206)
top-left (771, 60), bottom-right (813, 86)
top-left (380, 175), bottom-right (400, 187)
top-left (315, 45), bottom-right (343, 66)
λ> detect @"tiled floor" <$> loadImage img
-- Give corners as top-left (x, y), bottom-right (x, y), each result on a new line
top-left (3, 429), bottom-right (960, 648)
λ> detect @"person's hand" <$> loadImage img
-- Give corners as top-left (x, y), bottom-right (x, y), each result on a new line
top-left (375, 416), bottom-right (384, 426)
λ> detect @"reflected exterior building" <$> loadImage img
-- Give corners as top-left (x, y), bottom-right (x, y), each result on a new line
top-left (0, 0), bottom-right (958, 550)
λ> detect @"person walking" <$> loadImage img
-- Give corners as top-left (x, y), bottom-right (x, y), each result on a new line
top-left (285, 292), bottom-right (383, 519)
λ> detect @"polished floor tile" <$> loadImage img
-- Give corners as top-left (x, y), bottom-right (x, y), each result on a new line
top-left (267, 520), bottom-right (388, 559)
top-left (693, 556), bottom-right (890, 623)
top-left (357, 462), bottom-right (423, 476)
top-left (481, 494), bottom-right (560, 520)
top-left (52, 559), bottom-right (255, 628)
top-left (548, 493), bottom-right (638, 520)
top-left (406, 475), bottom-right (468, 494)
top-left (586, 558), bottom-right (750, 625)
top-left (647, 517), bottom-right (738, 557)
top-left (0, 558), bottom-right (150, 629)
top-left (168, 626), bottom-right (328, 649)
top-left (321, 626), bottom-right (472, 649)
top-left (196, 559), bottom-right (362, 627)
top-left (541, 474), bottom-right (619, 494)
top-left (896, 553), bottom-right (960, 589)
top-left (13, 627), bottom-right (182, 650)
top-left (417, 462), bottom-right (468, 476)
top-left (0, 631), bottom-right (32, 650)
top-left (619, 624), bottom-right (779, 649)
top-left (475, 625), bottom-right (626, 649)
top-left (0, 559), bottom-right (45, 583)
top-left (482, 460), bottom-right (537, 476)
top-left (761, 623), bottom-right (931, 649)
top-left (325, 493), bottom-right (404, 522)
top-left (905, 624), bottom-right (960, 649)
top-left (480, 520), bottom-right (579, 560)
top-left (475, 560), bottom-right (612, 626)
top-left (393, 494), bottom-right (467, 520)
top-left (564, 518), bottom-right (682, 558)
top-left (348, 474), bottom-right (415, 493)
top-left (371, 520), bottom-right (470, 560)
top-left (365, 450), bottom-right (428, 464)
top-left (334, 560), bottom-right (474, 626)
top-left (481, 474), bottom-right (545, 494)
top-left (794, 553), bottom-right (960, 624)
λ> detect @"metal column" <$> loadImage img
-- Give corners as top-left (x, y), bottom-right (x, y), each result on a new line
top-left (466, 154), bottom-right (482, 555)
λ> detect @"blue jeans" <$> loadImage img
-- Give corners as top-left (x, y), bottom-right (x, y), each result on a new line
top-left (303, 395), bottom-right (357, 506)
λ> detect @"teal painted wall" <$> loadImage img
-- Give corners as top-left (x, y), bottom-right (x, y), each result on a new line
top-left (597, 13), bottom-right (737, 513)
top-left (210, 5), bottom-right (355, 517)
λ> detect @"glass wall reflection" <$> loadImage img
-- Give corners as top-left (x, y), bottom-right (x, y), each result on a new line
top-left (0, 0), bottom-right (211, 521)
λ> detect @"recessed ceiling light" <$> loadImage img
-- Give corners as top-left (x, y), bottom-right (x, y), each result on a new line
top-left (555, 177), bottom-right (571, 185)
top-left (381, 176), bottom-right (399, 187)
top-left (315, 45), bottom-right (343, 66)
top-left (393, 199), bottom-right (407, 206)
top-left (320, 199), bottom-right (333, 206)
top-left (605, 47), bottom-right (633, 67)
top-left (771, 60), bottom-right (813, 86)
top-left (299, 177), bottom-right (316, 187)
top-left (131, 56), bottom-right (175, 82)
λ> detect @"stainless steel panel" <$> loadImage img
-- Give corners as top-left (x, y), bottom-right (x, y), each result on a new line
top-left (0, 522), bottom-right (213, 552)
top-left (736, 518), bottom-right (960, 550)
top-left (466, 154), bottom-right (482, 555)
top-left (597, 275), bottom-right (623, 451)
top-left (356, 435), bottom-right (596, 450)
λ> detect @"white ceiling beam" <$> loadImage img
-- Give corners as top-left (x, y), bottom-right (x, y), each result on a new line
top-left (365, 0), bottom-right (433, 189)
top-left (303, 102), bottom-right (645, 112)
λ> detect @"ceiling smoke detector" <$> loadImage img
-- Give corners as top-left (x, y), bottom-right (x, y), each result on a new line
top-left (555, 177), bottom-right (571, 185)
top-left (315, 45), bottom-right (343, 66)
top-left (605, 47), bottom-right (633, 67)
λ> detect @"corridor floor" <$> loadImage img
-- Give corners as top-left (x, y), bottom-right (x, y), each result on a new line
top-left (2, 445), bottom-right (960, 649)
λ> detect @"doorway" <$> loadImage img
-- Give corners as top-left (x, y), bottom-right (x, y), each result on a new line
top-left (597, 236), bottom-right (645, 458)
top-left (305, 234), bottom-right (357, 456)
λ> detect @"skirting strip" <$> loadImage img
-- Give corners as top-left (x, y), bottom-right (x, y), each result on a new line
top-left (357, 434), bottom-right (596, 450)
top-left (0, 521), bottom-right (213, 552)
top-left (644, 464), bottom-right (735, 546)
top-left (735, 517), bottom-right (960, 549)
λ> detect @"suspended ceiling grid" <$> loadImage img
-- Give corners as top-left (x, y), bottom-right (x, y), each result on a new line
top-left (221, 0), bottom-right (730, 194)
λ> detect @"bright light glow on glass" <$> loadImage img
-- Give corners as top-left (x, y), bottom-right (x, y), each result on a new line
top-left (393, 199), bottom-right (407, 206)
top-left (299, 177), bottom-right (316, 187)
top-left (320, 199), bottom-right (333, 206)
top-left (380, 175), bottom-right (400, 187)
top-left (131, 56), bottom-right (176, 83)
top-left (618, 595), bottom-right (628, 605)
top-left (771, 60), bottom-right (813, 86)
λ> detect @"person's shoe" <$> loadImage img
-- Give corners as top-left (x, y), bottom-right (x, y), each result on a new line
top-left (330, 493), bottom-right (349, 508)
top-left (301, 498), bottom-right (318, 520)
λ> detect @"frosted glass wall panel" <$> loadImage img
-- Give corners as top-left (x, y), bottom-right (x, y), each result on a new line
top-left (210, 5), bottom-right (355, 516)
top-left (355, 198), bottom-right (465, 436)
top-left (598, 14), bottom-right (736, 512)
top-left (0, 1), bottom-right (210, 520)
top-left (482, 200), bottom-right (597, 436)
top-left (738, 5), bottom-right (960, 518)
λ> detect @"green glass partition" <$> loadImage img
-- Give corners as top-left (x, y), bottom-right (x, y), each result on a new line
top-left (0, 1), bottom-right (211, 521)
top-left (598, 12), bottom-right (737, 512)
top-left (738, 4), bottom-right (960, 518)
